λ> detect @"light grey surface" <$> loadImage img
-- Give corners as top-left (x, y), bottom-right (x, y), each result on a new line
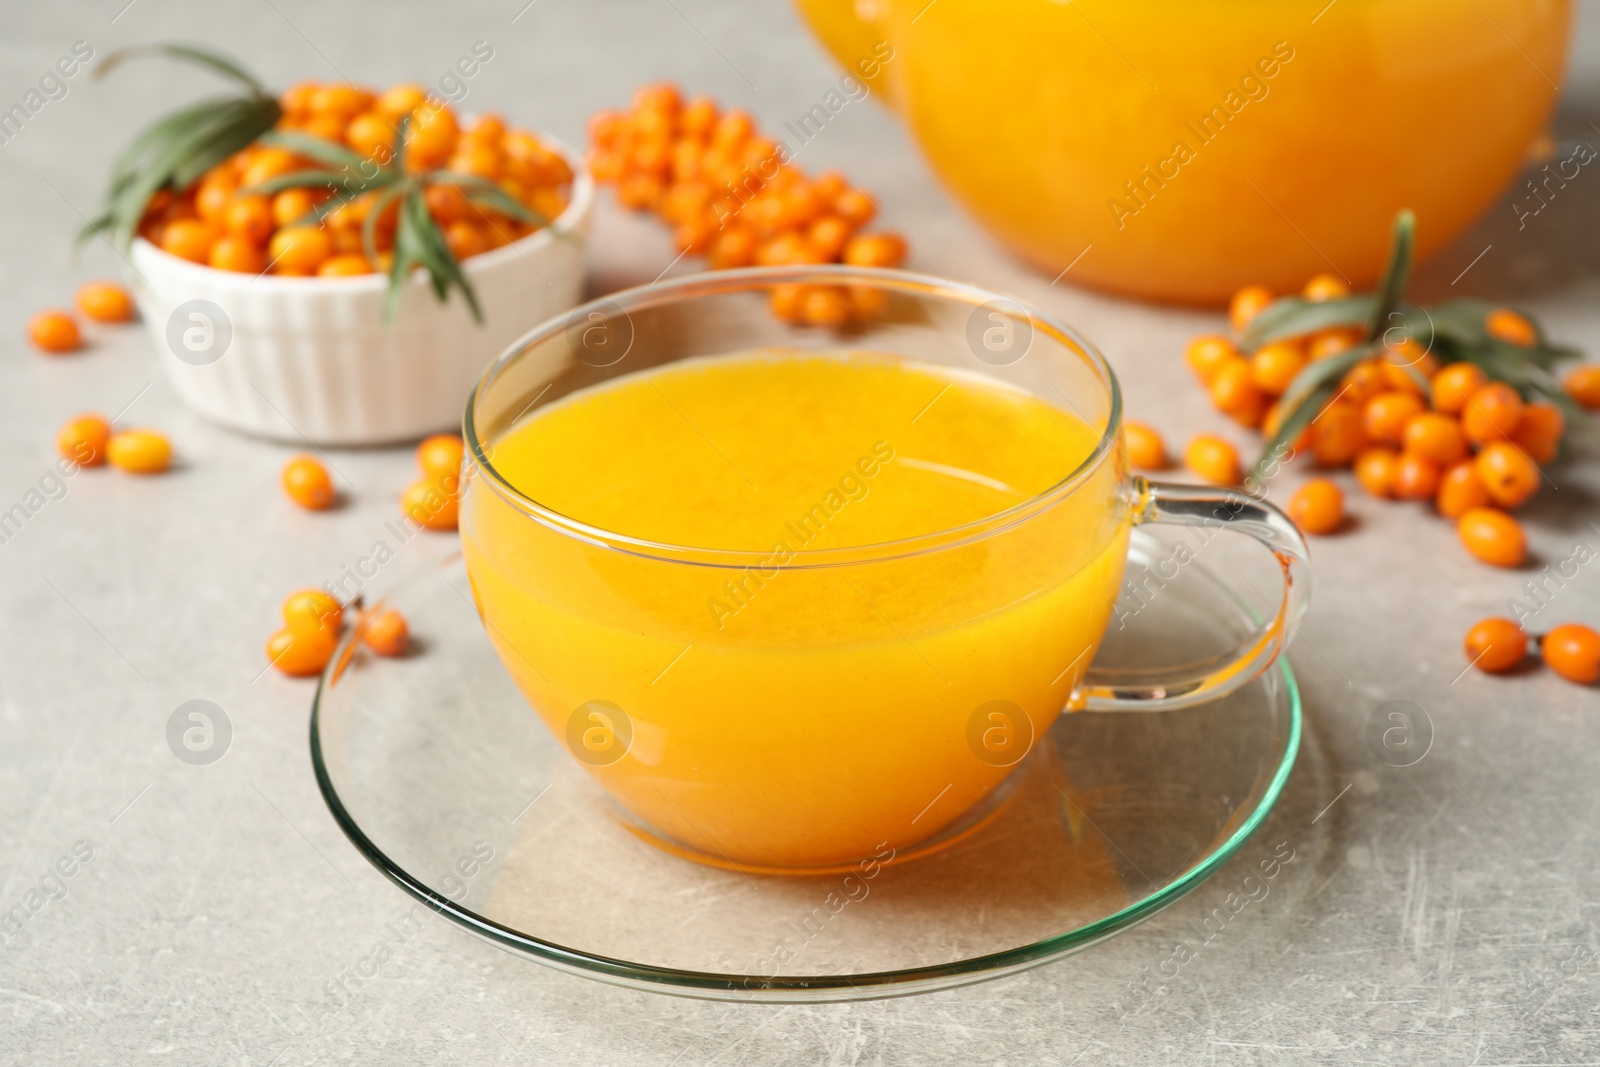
top-left (3, 1), bottom-right (1600, 1064)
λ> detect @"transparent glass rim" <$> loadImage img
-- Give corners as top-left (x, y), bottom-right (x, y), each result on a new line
top-left (309, 548), bottom-right (1302, 1003)
top-left (462, 265), bottom-right (1124, 570)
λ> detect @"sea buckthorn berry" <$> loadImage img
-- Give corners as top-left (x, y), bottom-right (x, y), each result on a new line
top-left (160, 219), bottom-right (214, 264)
top-left (1302, 274), bottom-right (1350, 302)
top-left (1308, 327), bottom-right (1361, 361)
top-left (834, 188), bottom-right (876, 227)
top-left (1401, 412), bottom-right (1468, 467)
top-left (1288, 478), bottom-right (1344, 535)
top-left (709, 227), bottom-right (757, 270)
top-left (1362, 391), bottom-right (1425, 446)
top-left (1209, 360), bottom-right (1264, 418)
top-left (1228, 285), bottom-right (1272, 333)
top-left (403, 478), bottom-right (459, 531)
top-left (1435, 462), bottom-right (1491, 519)
top-left (268, 227), bottom-right (333, 274)
top-left (209, 236), bottom-right (267, 274)
top-left (301, 112), bottom-right (347, 143)
top-left (317, 254), bottom-right (374, 277)
top-left (282, 455), bottom-right (336, 510)
top-left (417, 434), bottom-right (465, 482)
top-left (310, 83), bottom-right (374, 118)
top-left (195, 170), bottom-right (238, 223)
top-left (28, 310), bottom-right (81, 354)
top-left (1184, 335), bottom-right (1238, 385)
top-left (75, 282), bottom-right (134, 323)
top-left (424, 182), bottom-right (472, 226)
top-left (1461, 382), bottom-right (1523, 445)
top-left (1354, 447), bottom-right (1399, 498)
top-left (1458, 507), bottom-right (1526, 567)
top-left (842, 232), bottom-right (907, 269)
top-left (225, 194), bottom-right (274, 243)
top-left (1463, 617), bottom-right (1528, 674)
top-left (346, 111), bottom-right (396, 160)
top-left (807, 214), bottom-right (853, 260)
top-left (1431, 362), bottom-right (1487, 415)
top-left (801, 285), bottom-right (852, 327)
top-left (377, 83), bottom-right (428, 119)
top-left (1340, 360), bottom-right (1388, 407)
top-left (106, 429), bottom-right (171, 474)
top-left (1185, 434), bottom-right (1240, 484)
top-left (1485, 308), bottom-right (1537, 347)
top-left (1249, 341), bottom-right (1306, 396)
top-left (1474, 442), bottom-right (1540, 509)
top-left (769, 283), bottom-right (809, 323)
top-left (242, 147), bottom-right (300, 188)
top-left (283, 588), bottom-right (343, 635)
top-left (271, 188), bottom-right (320, 228)
top-left (1121, 421), bottom-right (1168, 470)
top-left (266, 626), bottom-right (338, 678)
top-left (1566, 364), bottom-right (1600, 410)
top-left (444, 221), bottom-right (490, 260)
top-left (1511, 402), bottom-right (1564, 465)
top-left (362, 609), bottom-right (410, 657)
top-left (1310, 400), bottom-right (1364, 468)
top-left (848, 284), bottom-right (887, 321)
top-left (1392, 452), bottom-right (1441, 501)
top-left (1542, 623), bottom-right (1600, 684)
top-left (58, 414), bottom-right (111, 466)
top-left (280, 81), bottom-right (319, 115)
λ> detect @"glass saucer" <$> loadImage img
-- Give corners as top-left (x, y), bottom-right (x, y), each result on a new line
top-left (310, 529), bottom-right (1300, 1002)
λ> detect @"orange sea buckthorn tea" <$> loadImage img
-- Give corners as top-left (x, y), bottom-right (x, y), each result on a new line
top-left (461, 270), bottom-right (1309, 871)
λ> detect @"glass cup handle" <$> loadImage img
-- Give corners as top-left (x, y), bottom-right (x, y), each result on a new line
top-left (1073, 478), bottom-right (1311, 713)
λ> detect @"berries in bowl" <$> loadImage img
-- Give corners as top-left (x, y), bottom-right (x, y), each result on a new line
top-left (89, 46), bottom-right (591, 445)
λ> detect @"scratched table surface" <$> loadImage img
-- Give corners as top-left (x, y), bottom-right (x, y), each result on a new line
top-left (5, 1), bottom-right (1600, 1064)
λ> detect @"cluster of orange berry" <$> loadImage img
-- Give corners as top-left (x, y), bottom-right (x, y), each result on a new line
top-left (587, 84), bottom-right (908, 325)
top-left (139, 84), bottom-right (573, 277)
top-left (28, 281), bottom-right (135, 354)
top-left (266, 435), bottom-right (458, 678)
top-left (1181, 275), bottom-right (1600, 567)
top-left (1464, 617), bottom-right (1600, 685)
top-left (57, 414), bottom-right (172, 475)
top-left (265, 588), bottom-right (409, 679)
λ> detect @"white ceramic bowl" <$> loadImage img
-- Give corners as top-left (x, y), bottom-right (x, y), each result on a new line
top-left (128, 141), bottom-right (593, 446)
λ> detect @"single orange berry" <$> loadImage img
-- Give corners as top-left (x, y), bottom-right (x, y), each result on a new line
top-left (1228, 285), bottom-right (1272, 333)
top-left (1474, 442), bottom-right (1540, 509)
top-left (209, 235), bottom-right (267, 274)
top-left (265, 626), bottom-right (339, 678)
top-left (801, 285), bottom-right (852, 327)
top-left (1121, 421), bottom-right (1168, 470)
top-left (1208, 359), bottom-right (1265, 418)
top-left (283, 588), bottom-right (343, 636)
top-left (160, 218), bottom-right (214, 264)
top-left (444, 220), bottom-right (490, 260)
top-left (317, 254), bottom-right (374, 277)
top-left (1392, 453), bottom-right (1441, 501)
top-left (1339, 360), bottom-right (1388, 407)
top-left (1435, 462), bottom-right (1492, 520)
top-left (769, 283), bottom-right (809, 323)
top-left (282, 455), bottom-right (336, 510)
top-left (268, 226), bottom-right (333, 274)
top-left (402, 478), bottom-right (459, 531)
top-left (1485, 308), bottom-right (1537, 347)
top-left (1401, 412), bottom-right (1468, 467)
top-left (1185, 434), bottom-right (1241, 484)
top-left (1362, 391), bottom-right (1425, 446)
top-left (271, 188), bottom-right (320, 229)
top-left (1310, 401), bottom-right (1364, 468)
top-left (1463, 617), bottom-right (1528, 674)
top-left (28, 310), bottom-right (81, 354)
top-left (224, 194), bottom-right (274, 243)
top-left (58, 414), bottom-right (112, 466)
top-left (75, 282), bottom-right (135, 323)
top-left (1302, 274), bottom-right (1350, 302)
top-left (362, 609), bottom-right (410, 657)
top-left (1510, 402), bottom-right (1564, 465)
top-left (1566, 365), bottom-right (1600, 410)
top-left (1354, 447), bottom-right (1399, 498)
top-left (1541, 623), bottom-right (1600, 684)
top-left (841, 233), bottom-right (906, 269)
top-left (1308, 327), bottom-right (1361, 361)
top-left (1288, 478), bottom-right (1344, 535)
top-left (1431, 362), bottom-right (1486, 415)
top-left (1461, 382), bottom-right (1524, 445)
top-left (1458, 507), bottom-right (1527, 567)
top-left (1249, 341), bottom-right (1306, 396)
top-left (416, 433), bottom-right (465, 482)
top-left (106, 429), bottom-right (172, 474)
top-left (1184, 335), bottom-right (1239, 385)
top-left (195, 170), bottom-right (238, 224)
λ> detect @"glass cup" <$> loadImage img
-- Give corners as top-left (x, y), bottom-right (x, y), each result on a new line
top-left (461, 266), bottom-right (1309, 873)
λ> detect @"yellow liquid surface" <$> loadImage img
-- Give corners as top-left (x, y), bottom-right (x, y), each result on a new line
top-left (463, 352), bottom-right (1131, 868)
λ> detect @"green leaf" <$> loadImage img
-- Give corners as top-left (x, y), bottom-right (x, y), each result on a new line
top-left (170, 97), bottom-right (281, 187)
top-left (1365, 210), bottom-right (1414, 343)
top-left (1278, 344), bottom-right (1374, 412)
top-left (440, 173), bottom-right (542, 227)
top-left (96, 43), bottom-right (269, 96)
top-left (362, 182), bottom-right (407, 268)
top-left (259, 130), bottom-right (371, 173)
top-left (1253, 378), bottom-right (1339, 481)
top-left (1240, 295), bottom-right (1373, 351)
top-left (244, 168), bottom-right (389, 197)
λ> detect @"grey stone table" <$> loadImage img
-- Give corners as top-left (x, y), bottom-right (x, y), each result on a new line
top-left (4, 1), bottom-right (1600, 1063)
